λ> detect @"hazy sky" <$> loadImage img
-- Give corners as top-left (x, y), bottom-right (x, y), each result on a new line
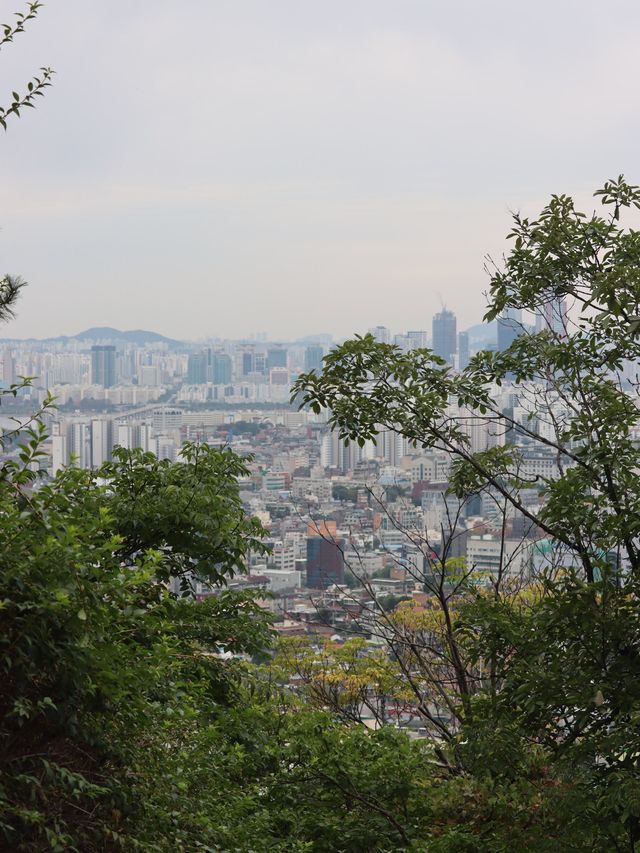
top-left (1, 1), bottom-right (639, 341)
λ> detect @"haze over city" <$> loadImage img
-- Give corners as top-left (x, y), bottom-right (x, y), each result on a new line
top-left (2, 0), bottom-right (639, 341)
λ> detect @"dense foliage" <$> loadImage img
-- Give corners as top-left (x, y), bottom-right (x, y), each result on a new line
top-left (0, 442), bottom-right (273, 849)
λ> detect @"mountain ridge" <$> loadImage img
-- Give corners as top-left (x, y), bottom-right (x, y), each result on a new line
top-left (0, 327), bottom-right (183, 346)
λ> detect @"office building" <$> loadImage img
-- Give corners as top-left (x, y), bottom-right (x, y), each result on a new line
top-left (406, 330), bottom-right (428, 350)
top-left (254, 352), bottom-right (267, 375)
top-left (497, 307), bottom-right (523, 351)
top-left (267, 346), bottom-right (287, 370)
top-left (306, 521), bottom-right (345, 589)
top-left (187, 351), bottom-right (207, 384)
top-left (304, 345), bottom-right (324, 372)
top-left (212, 353), bottom-right (232, 384)
top-left (466, 535), bottom-right (531, 579)
top-left (269, 367), bottom-right (290, 385)
top-left (237, 346), bottom-right (255, 377)
top-left (91, 345), bottom-right (116, 388)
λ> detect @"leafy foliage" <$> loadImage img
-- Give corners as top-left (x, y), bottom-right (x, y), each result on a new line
top-left (102, 443), bottom-right (268, 587)
top-left (0, 443), bottom-right (273, 850)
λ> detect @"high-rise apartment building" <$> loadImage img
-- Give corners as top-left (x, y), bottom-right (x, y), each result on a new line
top-left (91, 418), bottom-right (112, 467)
top-left (432, 310), bottom-right (457, 363)
top-left (118, 423), bottom-right (155, 453)
top-left (1, 348), bottom-right (16, 386)
top-left (116, 423), bottom-right (133, 449)
top-left (51, 434), bottom-right (68, 474)
top-left (139, 365), bottom-right (161, 386)
top-left (186, 349), bottom-right (232, 385)
top-left (370, 325), bottom-right (391, 344)
top-left (91, 345), bottom-right (116, 388)
top-left (380, 428), bottom-right (408, 466)
top-left (70, 422), bottom-right (91, 469)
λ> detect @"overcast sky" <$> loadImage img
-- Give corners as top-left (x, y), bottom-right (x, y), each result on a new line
top-left (1, 0), bottom-right (639, 341)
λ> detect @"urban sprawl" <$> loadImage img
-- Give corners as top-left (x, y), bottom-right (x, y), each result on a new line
top-left (2, 302), bottom-right (638, 733)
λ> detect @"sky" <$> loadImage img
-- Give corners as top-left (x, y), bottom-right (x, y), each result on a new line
top-left (1, 0), bottom-right (639, 341)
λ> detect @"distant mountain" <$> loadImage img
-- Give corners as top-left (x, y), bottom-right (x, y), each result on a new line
top-left (464, 320), bottom-right (497, 347)
top-left (69, 327), bottom-right (181, 346)
top-left (1, 327), bottom-right (183, 347)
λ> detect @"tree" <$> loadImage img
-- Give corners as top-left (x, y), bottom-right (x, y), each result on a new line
top-left (332, 483), bottom-right (359, 502)
top-left (0, 2), bottom-right (53, 131)
top-left (293, 177), bottom-right (640, 849)
top-left (0, 442), bottom-right (274, 849)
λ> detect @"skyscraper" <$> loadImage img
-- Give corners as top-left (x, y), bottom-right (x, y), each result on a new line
top-left (457, 331), bottom-right (470, 370)
top-left (212, 353), bottom-right (232, 384)
top-left (91, 345), bottom-right (116, 388)
top-left (432, 310), bottom-right (457, 363)
top-left (497, 307), bottom-right (523, 351)
top-left (186, 351), bottom-right (207, 384)
top-left (536, 298), bottom-right (569, 338)
top-left (304, 345), bottom-right (324, 372)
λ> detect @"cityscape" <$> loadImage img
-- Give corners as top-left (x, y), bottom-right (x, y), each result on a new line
top-left (5, 297), bottom-right (637, 660)
top-left (4, 2), bottom-right (640, 849)
top-left (0, 307), bottom-right (545, 478)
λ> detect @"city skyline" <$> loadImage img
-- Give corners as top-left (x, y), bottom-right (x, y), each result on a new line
top-left (0, 308), bottom-right (503, 347)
